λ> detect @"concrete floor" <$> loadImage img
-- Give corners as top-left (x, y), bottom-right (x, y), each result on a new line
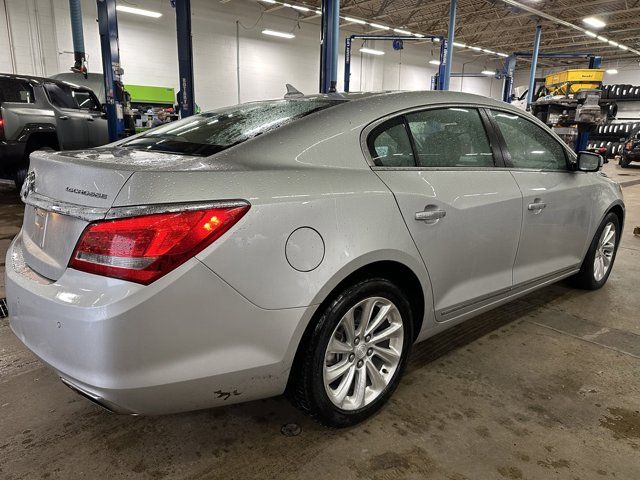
top-left (1, 170), bottom-right (640, 480)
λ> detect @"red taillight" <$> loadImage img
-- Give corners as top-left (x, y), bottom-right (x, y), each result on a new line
top-left (0, 117), bottom-right (4, 141)
top-left (69, 204), bottom-right (250, 284)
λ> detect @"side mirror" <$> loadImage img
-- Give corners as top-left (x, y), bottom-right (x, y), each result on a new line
top-left (577, 151), bottom-right (602, 172)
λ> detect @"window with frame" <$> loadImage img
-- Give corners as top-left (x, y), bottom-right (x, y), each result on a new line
top-left (367, 117), bottom-right (415, 167)
top-left (406, 107), bottom-right (495, 167)
top-left (72, 90), bottom-right (101, 111)
top-left (44, 83), bottom-right (78, 109)
top-left (490, 110), bottom-right (568, 170)
top-left (0, 78), bottom-right (34, 103)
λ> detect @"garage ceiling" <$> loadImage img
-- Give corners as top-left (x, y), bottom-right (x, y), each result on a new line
top-left (260, 0), bottom-right (640, 67)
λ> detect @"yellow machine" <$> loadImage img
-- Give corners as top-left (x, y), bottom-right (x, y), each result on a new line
top-left (545, 68), bottom-right (605, 95)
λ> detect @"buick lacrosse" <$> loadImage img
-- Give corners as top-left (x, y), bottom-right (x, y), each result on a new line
top-left (7, 91), bottom-right (624, 427)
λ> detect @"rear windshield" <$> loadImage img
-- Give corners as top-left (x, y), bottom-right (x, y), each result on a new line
top-left (0, 77), bottom-right (34, 103)
top-left (120, 99), bottom-right (343, 156)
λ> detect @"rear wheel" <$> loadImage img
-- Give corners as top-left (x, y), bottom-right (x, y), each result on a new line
top-left (288, 278), bottom-right (413, 427)
top-left (14, 143), bottom-right (56, 190)
top-left (572, 212), bottom-right (620, 290)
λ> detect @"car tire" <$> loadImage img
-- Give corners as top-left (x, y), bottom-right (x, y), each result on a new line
top-left (13, 145), bottom-right (55, 190)
top-left (571, 212), bottom-right (621, 290)
top-left (288, 277), bottom-right (414, 428)
top-left (620, 155), bottom-right (632, 168)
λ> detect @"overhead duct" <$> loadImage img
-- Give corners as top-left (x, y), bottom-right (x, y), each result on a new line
top-left (69, 0), bottom-right (87, 74)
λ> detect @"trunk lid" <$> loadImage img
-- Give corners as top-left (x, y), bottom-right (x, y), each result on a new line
top-left (21, 150), bottom-right (136, 280)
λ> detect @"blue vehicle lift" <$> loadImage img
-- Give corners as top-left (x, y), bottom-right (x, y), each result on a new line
top-left (319, 0), bottom-right (340, 93)
top-left (343, 35), bottom-right (448, 92)
top-left (96, 0), bottom-right (126, 142)
top-left (173, 0), bottom-right (195, 117)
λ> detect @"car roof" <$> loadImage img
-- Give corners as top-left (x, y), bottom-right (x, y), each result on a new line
top-left (0, 73), bottom-right (93, 91)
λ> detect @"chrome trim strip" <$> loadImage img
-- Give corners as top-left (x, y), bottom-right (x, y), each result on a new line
top-left (23, 193), bottom-right (250, 222)
top-left (438, 264), bottom-right (580, 319)
top-left (24, 192), bottom-right (109, 222)
top-left (105, 200), bottom-right (251, 220)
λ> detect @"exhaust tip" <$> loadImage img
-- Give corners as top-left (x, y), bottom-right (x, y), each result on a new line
top-left (60, 377), bottom-right (137, 415)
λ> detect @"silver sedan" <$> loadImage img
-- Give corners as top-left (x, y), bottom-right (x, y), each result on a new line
top-left (6, 91), bottom-right (624, 427)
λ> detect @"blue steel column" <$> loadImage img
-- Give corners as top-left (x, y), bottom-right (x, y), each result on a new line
top-left (442, 0), bottom-right (457, 90)
top-left (320, 0), bottom-right (340, 93)
top-left (344, 37), bottom-right (352, 92)
top-left (175, 0), bottom-right (195, 117)
top-left (437, 38), bottom-right (447, 90)
top-left (526, 25), bottom-right (542, 108)
top-left (97, 0), bottom-right (125, 142)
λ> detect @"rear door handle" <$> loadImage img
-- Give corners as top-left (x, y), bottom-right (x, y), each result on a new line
top-left (415, 208), bottom-right (446, 223)
top-left (59, 115), bottom-right (69, 120)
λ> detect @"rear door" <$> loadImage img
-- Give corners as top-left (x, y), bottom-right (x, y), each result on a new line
top-left (488, 109), bottom-right (594, 284)
top-left (43, 83), bottom-right (91, 149)
top-left (370, 106), bottom-right (523, 321)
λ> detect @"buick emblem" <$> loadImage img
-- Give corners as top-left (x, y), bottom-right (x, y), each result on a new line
top-left (20, 171), bottom-right (36, 202)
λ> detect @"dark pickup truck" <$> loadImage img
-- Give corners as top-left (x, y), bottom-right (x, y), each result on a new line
top-left (621, 132), bottom-right (640, 168)
top-left (0, 74), bottom-right (108, 188)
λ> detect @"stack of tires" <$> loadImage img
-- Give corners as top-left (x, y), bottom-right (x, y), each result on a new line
top-left (601, 84), bottom-right (640, 100)
top-left (586, 122), bottom-right (640, 159)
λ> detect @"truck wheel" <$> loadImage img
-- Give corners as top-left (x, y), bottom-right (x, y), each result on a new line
top-left (620, 156), bottom-right (631, 168)
top-left (13, 145), bottom-right (54, 190)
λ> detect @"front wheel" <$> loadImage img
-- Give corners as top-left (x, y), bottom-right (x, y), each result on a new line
top-left (572, 212), bottom-right (620, 290)
top-left (288, 278), bottom-right (413, 427)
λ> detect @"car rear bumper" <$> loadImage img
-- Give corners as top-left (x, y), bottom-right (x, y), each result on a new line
top-left (6, 232), bottom-right (310, 415)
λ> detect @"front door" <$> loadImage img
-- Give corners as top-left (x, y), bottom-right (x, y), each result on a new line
top-left (488, 109), bottom-right (594, 284)
top-left (368, 106), bottom-right (523, 321)
top-left (72, 89), bottom-right (110, 147)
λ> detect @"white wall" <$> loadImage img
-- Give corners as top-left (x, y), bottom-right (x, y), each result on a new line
top-left (0, 0), bottom-right (505, 110)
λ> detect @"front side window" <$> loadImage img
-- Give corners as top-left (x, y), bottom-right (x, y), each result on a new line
top-left (367, 117), bottom-right (415, 167)
top-left (121, 99), bottom-right (343, 156)
top-left (0, 77), bottom-right (34, 103)
top-left (406, 107), bottom-right (495, 167)
top-left (72, 90), bottom-right (101, 111)
top-left (491, 110), bottom-right (567, 170)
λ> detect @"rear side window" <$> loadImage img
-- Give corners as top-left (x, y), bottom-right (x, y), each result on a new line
top-left (367, 117), bottom-right (415, 167)
top-left (0, 77), bottom-right (34, 103)
top-left (44, 83), bottom-right (77, 109)
top-left (406, 108), bottom-right (494, 167)
top-left (490, 110), bottom-right (567, 170)
top-left (121, 99), bottom-right (343, 156)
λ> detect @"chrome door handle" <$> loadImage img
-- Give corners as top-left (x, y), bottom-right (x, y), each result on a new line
top-left (59, 115), bottom-right (69, 120)
top-left (528, 202), bottom-right (546, 212)
top-left (415, 208), bottom-right (446, 222)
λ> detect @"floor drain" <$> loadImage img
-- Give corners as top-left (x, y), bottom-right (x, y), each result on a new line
top-left (280, 423), bottom-right (302, 437)
top-left (0, 298), bottom-right (7, 319)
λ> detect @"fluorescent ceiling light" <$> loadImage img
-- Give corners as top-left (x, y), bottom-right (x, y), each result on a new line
top-left (470, 46), bottom-right (482, 51)
top-left (429, 59), bottom-right (441, 65)
top-left (482, 70), bottom-right (496, 75)
top-left (606, 69), bottom-right (618, 74)
top-left (414, 33), bottom-right (425, 38)
top-left (260, 0), bottom-right (277, 3)
top-left (597, 36), bottom-right (608, 42)
top-left (585, 30), bottom-right (597, 38)
top-left (619, 44), bottom-right (629, 50)
top-left (116, 5), bottom-right (162, 18)
top-left (497, 52), bottom-right (509, 57)
top-left (344, 16), bottom-right (366, 24)
top-left (262, 29), bottom-right (295, 39)
top-left (394, 28), bottom-right (412, 35)
top-left (291, 5), bottom-right (310, 12)
top-left (360, 47), bottom-right (385, 55)
top-left (315, 9), bottom-right (321, 14)
top-left (452, 41), bottom-right (466, 48)
top-left (608, 40), bottom-right (620, 47)
top-left (369, 23), bottom-right (390, 30)
top-left (482, 49), bottom-right (495, 54)
top-left (583, 17), bottom-right (606, 29)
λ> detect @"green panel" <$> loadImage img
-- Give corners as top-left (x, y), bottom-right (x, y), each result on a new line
top-left (125, 84), bottom-right (175, 105)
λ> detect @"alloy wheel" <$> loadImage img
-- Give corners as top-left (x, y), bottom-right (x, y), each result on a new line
top-left (322, 297), bottom-right (404, 411)
top-left (594, 221), bottom-right (616, 282)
